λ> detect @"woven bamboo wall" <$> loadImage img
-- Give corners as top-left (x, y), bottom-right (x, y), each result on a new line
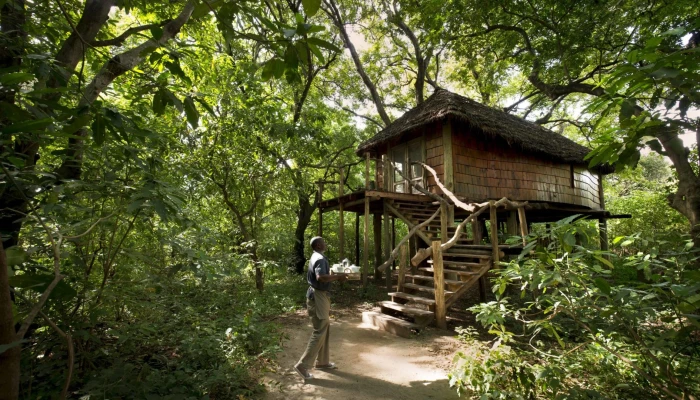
top-left (452, 130), bottom-right (601, 209)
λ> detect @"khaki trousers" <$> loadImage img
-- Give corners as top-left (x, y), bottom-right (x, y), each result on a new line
top-left (298, 294), bottom-right (330, 368)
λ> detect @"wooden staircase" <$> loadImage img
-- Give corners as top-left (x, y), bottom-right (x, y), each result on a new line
top-left (362, 199), bottom-right (493, 338)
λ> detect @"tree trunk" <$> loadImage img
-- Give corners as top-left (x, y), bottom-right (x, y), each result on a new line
top-left (0, 3), bottom-right (25, 395)
top-left (0, 241), bottom-right (20, 400)
top-left (657, 129), bottom-right (700, 248)
top-left (0, 0), bottom-right (26, 250)
top-left (293, 199), bottom-right (315, 274)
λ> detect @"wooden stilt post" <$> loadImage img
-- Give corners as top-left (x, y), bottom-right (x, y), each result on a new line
top-left (398, 243), bottom-right (408, 292)
top-left (373, 212), bottom-right (382, 280)
top-left (598, 172), bottom-right (609, 254)
top-left (317, 182), bottom-right (324, 237)
top-left (432, 241), bottom-right (447, 329)
top-left (506, 211), bottom-right (518, 237)
top-left (383, 203), bottom-right (391, 288)
top-left (517, 207), bottom-right (528, 246)
top-left (363, 152), bottom-right (370, 287)
top-left (472, 218), bottom-right (483, 245)
top-left (355, 214), bottom-right (360, 266)
top-left (338, 167), bottom-right (345, 261)
top-left (490, 201), bottom-right (499, 268)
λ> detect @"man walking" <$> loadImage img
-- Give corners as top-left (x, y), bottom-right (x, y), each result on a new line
top-left (294, 236), bottom-right (347, 380)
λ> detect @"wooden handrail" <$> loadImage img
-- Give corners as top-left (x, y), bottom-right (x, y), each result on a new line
top-left (378, 160), bottom-right (529, 271)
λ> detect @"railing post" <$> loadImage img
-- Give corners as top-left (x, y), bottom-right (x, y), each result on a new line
top-left (398, 242), bottom-right (408, 292)
top-left (432, 241), bottom-right (447, 329)
top-left (440, 203), bottom-right (448, 244)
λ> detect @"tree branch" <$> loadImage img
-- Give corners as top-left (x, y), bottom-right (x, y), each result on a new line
top-left (56, 1), bottom-right (195, 180)
top-left (91, 21), bottom-right (170, 47)
top-left (323, 0), bottom-right (391, 126)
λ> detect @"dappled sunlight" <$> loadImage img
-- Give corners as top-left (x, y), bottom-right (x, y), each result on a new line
top-left (265, 316), bottom-right (460, 399)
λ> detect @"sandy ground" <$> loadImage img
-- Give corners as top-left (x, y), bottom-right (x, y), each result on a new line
top-left (262, 311), bottom-right (463, 400)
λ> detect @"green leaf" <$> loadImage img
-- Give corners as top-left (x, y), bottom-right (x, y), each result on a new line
top-left (261, 58), bottom-right (286, 81)
top-left (92, 112), bottom-right (106, 145)
top-left (62, 114), bottom-right (91, 135)
top-left (0, 72), bottom-right (35, 85)
top-left (5, 246), bottom-right (28, 266)
top-left (594, 255), bottom-right (614, 269)
top-left (307, 25), bottom-right (325, 33)
top-left (302, 0), bottom-right (321, 17)
top-left (594, 277), bottom-right (611, 296)
top-left (295, 41), bottom-right (310, 64)
top-left (164, 60), bottom-right (192, 85)
top-left (150, 26), bottom-right (164, 41)
top-left (307, 43), bottom-right (325, 64)
top-left (650, 67), bottom-right (680, 79)
top-left (162, 88), bottom-right (183, 112)
top-left (184, 96), bottom-right (199, 129)
top-left (1, 118), bottom-right (53, 134)
top-left (619, 99), bottom-right (636, 121)
top-left (0, 340), bottom-right (26, 355)
top-left (307, 37), bottom-right (341, 53)
top-left (9, 274), bottom-right (77, 300)
top-left (194, 97), bottom-right (216, 116)
top-left (152, 199), bottom-right (168, 221)
top-left (152, 90), bottom-right (166, 115)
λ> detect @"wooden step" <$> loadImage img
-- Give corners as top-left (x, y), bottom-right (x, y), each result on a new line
top-left (389, 291), bottom-right (436, 305)
top-left (379, 301), bottom-right (435, 326)
top-left (404, 274), bottom-right (465, 286)
top-left (442, 252), bottom-right (492, 259)
top-left (429, 259), bottom-right (489, 267)
top-left (419, 267), bottom-right (480, 277)
top-left (362, 311), bottom-right (422, 338)
top-left (441, 260), bottom-right (487, 268)
top-left (403, 282), bottom-right (455, 296)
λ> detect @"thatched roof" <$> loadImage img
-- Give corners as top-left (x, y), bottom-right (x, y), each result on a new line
top-left (357, 89), bottom-right (604, 170)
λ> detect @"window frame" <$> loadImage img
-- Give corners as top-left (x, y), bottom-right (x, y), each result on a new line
top-left (388, 137), bottom-right (425, 194)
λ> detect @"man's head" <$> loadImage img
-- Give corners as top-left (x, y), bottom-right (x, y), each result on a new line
top-left (310, 236), bottom-right (327, 253)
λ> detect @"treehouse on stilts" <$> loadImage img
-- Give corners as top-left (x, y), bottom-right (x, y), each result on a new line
top-left (318, 89), bottom-right (620, 338)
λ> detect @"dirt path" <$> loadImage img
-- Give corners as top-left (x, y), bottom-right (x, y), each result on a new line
top-left (262, 311), bottom-right (462, 400)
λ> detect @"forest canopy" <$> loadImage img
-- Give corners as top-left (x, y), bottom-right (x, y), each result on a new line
top-left (0, 0), bottom-right (698, 399)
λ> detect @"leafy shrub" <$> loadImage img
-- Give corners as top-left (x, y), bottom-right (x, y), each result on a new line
top-left (20, 273), bottom-right (306, 399)
top-left (449, 217), bottom-right (700, 399)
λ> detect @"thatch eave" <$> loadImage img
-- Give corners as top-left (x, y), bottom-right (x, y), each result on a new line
top-left (356, 89), bottom-right (613, 174)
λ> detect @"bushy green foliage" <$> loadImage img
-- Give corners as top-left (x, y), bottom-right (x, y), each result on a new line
top-left (20, 273), bottom-right (306, 399)
top-left (450, 217), bottom-right (700, 399)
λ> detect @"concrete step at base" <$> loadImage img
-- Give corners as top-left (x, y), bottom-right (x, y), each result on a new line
top-left (362, 311), bottom-right (423, 338)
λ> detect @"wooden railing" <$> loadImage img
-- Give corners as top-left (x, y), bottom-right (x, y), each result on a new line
top-left (380, 161), bottom-right (530, 272)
